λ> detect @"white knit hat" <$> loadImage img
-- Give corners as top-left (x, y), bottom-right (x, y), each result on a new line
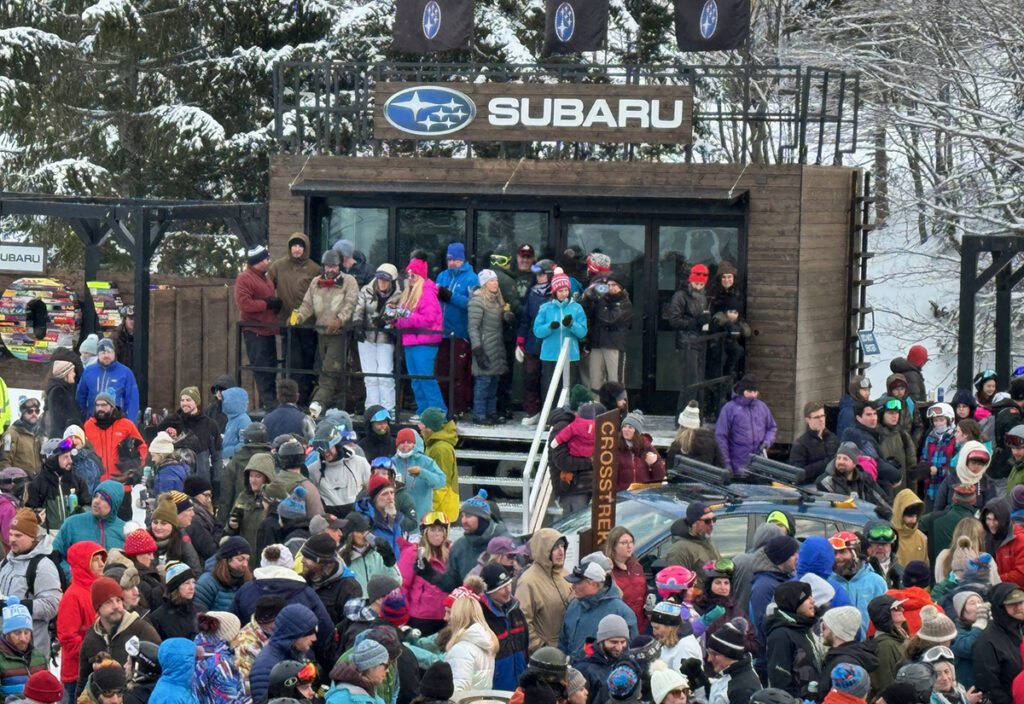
top-left (677, 401), bottom-right (701, 430)
top-left (650, 661), bottom-right (689, 704)
top-left (821, 605), bottom-right (861, 643)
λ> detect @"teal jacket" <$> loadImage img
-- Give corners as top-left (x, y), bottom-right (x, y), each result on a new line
top-left (53, 479), bottom-right (126, 575)
top-left (533, 298), bottom-right (587, 362)
top-left (326, 682), bottom-right (384, 704)
top-left (390, 432), bottom-right (446, 520)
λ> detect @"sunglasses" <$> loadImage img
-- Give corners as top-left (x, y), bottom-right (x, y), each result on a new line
top-left (22, 407), bottom-right (39, 415)
top-left (700, 517), bottom-right (717, 524)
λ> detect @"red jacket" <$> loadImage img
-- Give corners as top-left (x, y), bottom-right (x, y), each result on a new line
top-left (823, 690), bottom-right (866, 704)
top-left (884, 586), bottom-right (933, 636)
top-left (84, 416), bottom-right (148, 481)
top-left (234, 266), bottom-right (277, 335)
top-left (612, 557), bottom-right (649, 633)
top-left (1013, 641), bottom-right (1024, 704)
top-left (55, 541), bottom-right (104, 683)
top-left (996, 523), bottom-right (1024, 589)
top-left (615, 434), bottom-right (666, 491)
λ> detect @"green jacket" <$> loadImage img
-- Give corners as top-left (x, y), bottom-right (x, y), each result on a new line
top-left (920, 503), bottom-right (977, 565)
top-left (0, 637), bottom-right (46, 698)
top-left (1007, 458), bottom-right (1024, 497)
top-left (219, 441), bottom-right (272, 520)
top-left (425, 421), bottom-right (460, 521)
top-left (870, 631), bottom-right (906, 694)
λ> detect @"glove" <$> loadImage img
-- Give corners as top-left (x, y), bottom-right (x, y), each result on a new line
top-left (472, 347), bottom-right (489, 370)
top-left (549, 320), bottom-right (560, 330)
top-left (973, 602), bottom-right (991, 630)
top-left (437, 287), bottom-right (452, 303)
top-left (502, 311), bottom-right (516, 323)
top-left (559, 471), bottom-right (575, 487)
top-left (679, 658), bottom-right (709, 691)
top-left (265, 297), bottom-right (283, 313)
top-left (562, 315), bottom-right (573, 327)
top-left (375, 537), bottom-right (397, 567)
top-left (515, 336), bottom-right (526, 351)
top-left (354, 329), bottom-right (367, 343)
top-left (288, 310), bottom-right (301, 326)
top-left (308, 401), bottom-right (322, 419)
top-left (376, 315), bottom-right (389, 329)
top-left (515, 347), bottom-right (525, 364)
top-left (700, 605), bottom-right (726, 625)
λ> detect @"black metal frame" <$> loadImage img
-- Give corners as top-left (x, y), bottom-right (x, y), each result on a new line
top-left (846, 171), bottom-right (875, 382)
top-left (0, 192), bottom-right (268, 410)
top-left (274, 61), bottom-right (861, 165)
top-left (958, 235), bottom-right (1024, 389)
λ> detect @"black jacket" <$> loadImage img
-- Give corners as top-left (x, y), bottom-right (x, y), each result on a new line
top-left (666, 429), bottom-right (725, 469)
top-left (573, 641), bottom-right (623, 704)
top-left (788, 429), bottom-right (839, 484)
top-left (145, 597), bottom-right (201, 641)
top-left (889, 357), bottom-right (926, 403)
top-left (309, 559), bottom-right (363, 625)
top-left (972, 582), bottom-right (1023, 704)
top-left (44, 376), bottom-right (82, 439)
top-left (816, 639), bottom-right (878, 701)
top-left (204, 374), bottom-right (235, 434)
top-left (587, 291), bottom-right (632, 352)
top-left (765, 610), bottom-right (822, 700)
top-left (721, 655), bottom-right (763, 704)
top-left (817, 461), bottom-right (893, 516)
top-left (158, 410), bottom-right (222, 476)
top-left (357, 406), bottom-right (395, 461)
top-left (185, 503), bottom-right (222, 564)
top-left (548, 408), bottom-right (592, 496)
top-left (665, 285), bottom-right (709, 348)
top-left (840, 422), bottom-right (901, 490)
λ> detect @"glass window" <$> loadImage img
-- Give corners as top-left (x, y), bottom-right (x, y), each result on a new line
top-left (321, 206), bottom-right (389, 270)
top-left (396, 209), bottom-right (467, 276)
top-left (474, 210), bottom-right (550, 275)
top-left (657, 226), bottom-right (741, 292)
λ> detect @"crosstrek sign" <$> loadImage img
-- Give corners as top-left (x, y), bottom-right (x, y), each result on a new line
top-left (374, 82), bottom-right (693, 144)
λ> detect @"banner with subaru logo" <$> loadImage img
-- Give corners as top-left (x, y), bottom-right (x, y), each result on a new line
top-left (674, 0), bottom-right (749, 51)
top-left (543, 0), bottom-right (609, 55)
top-left (393, 0), bottom-right (473, 53)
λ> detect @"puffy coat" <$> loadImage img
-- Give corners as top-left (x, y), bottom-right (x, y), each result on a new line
top-left (220, 387), bottom-right (251, 460)
top-left (972, 582), bottom-right (1024, 704)
top-left (0, 632), bottom-right (46, 698)
top-left (352, 278), bottom-right (402, 345)
top-left (310, 446), bottom-right (370, 509)
top-left (514, 528), bottom-right (573, 652)
top-left (195, 570), bottom-right (245, 612)
top-left (665, 285), bottom-right (708, 348)
top-left (425, 421), bottom-right (460, 521)
top-left (267, 233), bottom-right (321, 315)
top-left (353, 496), bottom-right (405, 560)
top-left (77, 609), bottom-right (162, 693)
top-left (933, 470), bottom-right (996, 514)
top-left (83, 412), bottom-right (148, 481)
top-left (788, 428), bottom-right (839, 484)
top-left (394, 278), bottom-right (443, 346)
top-left (294, 272), bottom-right (359, 331)
top-left (890, 356), bottom-right (927, 403)
top-left (445, 622), bottom-right (496, 692)
top-left (559, 580), bottom-right (637, 659)
top-left (666, 428), bottom-right (725, 469)
top-left (234, 265), bottom-right (277, 336)
top-left (229, 565), bottom-right (334, 654)
top-left (533, 297), bottom-right (587, 363)
top-left (796, 537), bottom-right (855, 609)
top-left (611, 556), bottom-right (649, 633)
top-left (436, 261), bottom-right (479, 340)
top-left (391, 431), bottom-right (446, 520)
top-left (53, 479), bottom-right (126, 568)
top-left (716, 393), bottom-right (778, 473)
top-left (249, 603), bottom-right (317, 704)
top-left (892, 488), bottom-right (929, 567)
top-left (952, 621), bottom-right (982, 689)
top-left (586, 289), bottom-right (632, 351)
top-left (25, 455), bottom-right (90, 533)
top-left (44, 376), bottom-right (82, 439)
top-left (194, 632), bottom-right (247, 704)
top-left (517, 281), bottom-right (550, 356)
top-left (154, 457), bottom-right (189, 494)
top-left (398, 542), bottom-right (447, 622)
top-left (480, 593), bottom-right (528, 691)
top-left (55, 541), bottom-right (104, 683)
top-left (982, 498), bottom-right (1024, 588)
top-left (76, 359), bottom-right (140, 422)
top-left (764, 610), bottom-right (822, 699)
top-left (151, 638), bottom-right (200, 704)
top-left (145, 595), bottom-right (200, 641)
top-left (467, 288), bottom-right (509, 376)
top-left (614, 433), bottom-right (665, 491)
top-left (0, 534), bottom-right (62, 655)
top-left (71, 447), bottom-right (103, 495)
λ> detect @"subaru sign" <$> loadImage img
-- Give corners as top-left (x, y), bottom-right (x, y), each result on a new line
top-left (382, 86), bottom-right (477, 137)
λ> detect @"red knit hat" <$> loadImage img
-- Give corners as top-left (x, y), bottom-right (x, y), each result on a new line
top-left (23, 670), bottom-right (63, 704)
top-left (91, 577), bottom-right (124, 611)
top-left (908, 344), bottom-right (929, 367)
top-left (689, 264), bottom-right (709, 283)
top-left (396, 428), bottom-right (416, 445)
top-left (550, 267), bottom-right (570, 294)
top-left (123, 528), bottom-right (158, 557)
top-left (381, 592), bottom-right (410, 626)
top-left (367, 474), bottom-right (393, 501)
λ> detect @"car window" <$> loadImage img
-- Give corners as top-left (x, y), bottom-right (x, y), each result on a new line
top-left (649, 514), bottom-right (749, 561)
top-left (795, 517), bottom-right (842, 539)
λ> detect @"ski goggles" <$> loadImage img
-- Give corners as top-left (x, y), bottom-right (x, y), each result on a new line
top-left (371, 456), bottom-right (395, 470)
top-left (920, 645), bottom-right (954, 665)
top-left (489, 254), bottom-right (512, 268)
top-left (420, 511), bottom-right (450, 528)
top-left (703, 558), bottom-right (735, 575)
top-left (828, 533), bottom-right (860, 550)
top-left (866, 524), bottom-right (897, 544)
top-left (1005, 432), bottom-right (1024, 448)
top-left (882, 398), bottom-right (902, 411)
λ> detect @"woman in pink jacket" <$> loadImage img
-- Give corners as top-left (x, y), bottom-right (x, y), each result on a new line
top-left (398, 512), bottom-right (451, 635)
top-left (394, 257), bottom-right (448, 416)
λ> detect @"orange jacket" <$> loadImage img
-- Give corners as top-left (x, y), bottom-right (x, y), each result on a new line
top-left (84, 416), bottom-right (148, 481)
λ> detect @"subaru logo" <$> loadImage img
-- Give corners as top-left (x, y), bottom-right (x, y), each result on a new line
top-left (422, 0), bottom-right (441, 40)
top-left (699, 0), bottom-right (718, 39)
top-left (383, 86), bottom-right (477, 137)
top-left (554, 2), bottom-right (575, 43)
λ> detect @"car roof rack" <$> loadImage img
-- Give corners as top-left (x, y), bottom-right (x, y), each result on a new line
top-left (745, 456), bottom-right (819, 503)
top-left (668, 456), bottom-right (746, 504)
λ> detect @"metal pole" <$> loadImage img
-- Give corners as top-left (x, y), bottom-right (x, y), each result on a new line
top-left (132, 209), bottom-right (152, 414)
top-left (996, 267), bottom-right (1012, 386)
top-left (522, 337), bottom-right (570, 530)
top-left (957, 239), bottom-right (979, 390)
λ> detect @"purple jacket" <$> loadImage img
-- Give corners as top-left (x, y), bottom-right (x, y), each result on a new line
top-left (715, 394), bottom-right (778, 474)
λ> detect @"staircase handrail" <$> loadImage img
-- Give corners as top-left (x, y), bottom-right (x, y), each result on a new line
top-left (521, 337), bottom-right (571, 530)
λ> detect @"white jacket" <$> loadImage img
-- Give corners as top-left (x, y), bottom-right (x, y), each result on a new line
top-left (444, 623), bottom-right (496, 693)
top-left (658, 634), bottom-right (703, 671)
top-left (309, 449), bottom-right (371, 507)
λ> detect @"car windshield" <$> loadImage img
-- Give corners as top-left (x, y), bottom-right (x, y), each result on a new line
top-left (556, 499), bottom-right (676, 548)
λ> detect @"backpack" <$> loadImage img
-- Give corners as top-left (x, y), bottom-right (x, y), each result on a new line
top-left (26, 552), bottom-right (68, 594)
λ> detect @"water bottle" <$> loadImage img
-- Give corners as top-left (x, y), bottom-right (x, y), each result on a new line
top-left (937, 387), bottom-right (945, 402)
top-left (142, 464), bottom-right (153, 485)
top-left (67, 489), bottom-right (77, 514)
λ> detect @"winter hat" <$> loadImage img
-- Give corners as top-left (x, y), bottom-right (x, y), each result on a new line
top-left (23, 670), bottom-right (63, 704)
top-left (89, 665), bottom-right (126, 695)
top-left (649, 601), bottom-right (683, 626)
top-left (405, 257), bottom-right (428, 279)
top-left (821, 605), bottom-right (861, 643)
top-left (477, 269), bottom-right (498, 287)
top-left (712, 295), bottom-right (742, 315)
top-left (200, 611), bottom-right (241, 644)
top-left (1011, 378), bottom-right (1024, 402)
top-left (367, 574), bottom-right (401, 604)
top-left (569, 384), bottom-right (594, 411)
top-left (735, 375), bottom-right (759, 393)
top-left (217, 536), bottom-right (252, 561)
top-left (831, 664), bottom-right (870, 698)
top-left (550, 267), bottom-right (571, 294)
top-left (80, 334), bottom-right (99, 356)
top-left (707, 617), bottom-right (749, 660)
top-left (677, 401), bottom-right (701, 430)
top-left (367, 474), bottom-right (393, 503)
top-left (917, 605), bottom-right (957, 642)
top-left (688, 263), bottom-right (709, 283)
top-left (486, 536), bottom-right (530, 558)
top-left (952, 591), bottom-right (982, 620)
top-left (352, 638), bottom-right (389, 672)
top-left (765, 535), bottom-right (801, 565)
top-left (480, 563), bottom-right (515, 593)
top-left (606, 663), bottom-right (640, 701)
top-left (164, 562), bottom-right (195, 593)
top-left (445, 242), bottom-right (466, 261)
top-left (596, 614), bottom-right (630, 643)
top-left (902, 560), bottom-right (932, 588)
top-left (333, 238), bottom-right (356, 258)
top-left (119, 566), bottom-right (139, 591)
top-left (774, 580), bottom-right (812, 614)
top-left (288, 233), bottom-right (307, 249)
top-left (622, 410), bottom-right (645, 433)
top-left (90, 577), bottom-right (124, 611)
top-left (587, 252), bottom-right (612, 273)
top-left (247, 244), bottom-right (270, 266)
top-left (650, 661), bottom-right (689, 704)
top-left (576, 402), bottom-right (606, 420)
top-left (255, 596), bottom-right (287, 624)
top-left (179, 386), bottom-right (201, 409)
top-left (952, 483), bottom-right (979, 506)
top-left (62, 425), bottom-right (87, 445)
top-left (878, 681), bottom-right (920, 704)
top-left (374, 263), bottom-right (398, 281)
top-left (96, 338), bottom-right (115, 355)
top-left (260, 544), bottom-right (294, 569)
top-left (566, 666), bottom-right (588, 700)
top-left (420, 407), bottom-right (447, 432)
top-left (278, 486), bottom-right (308, 521)
top-left (52, 360), bottom-right (75, 380)
top-left (94, 390), bottom-right (116, 407)
top-left (836, 441), bottom-right (861, 462)
top-left (800, 573), bottom-right (837, 607)
top-left (1012, 484), bottom-right (1024, 511)
top-left (8, 508), bottom-right (38, 539)
top-left (419, 661), bottom-right (455, 700)
top-left (684, 501), bottom-right (711, 526)
top-left (123, 529), bottom-right (158, 557)
top-left (907, 345), bottom-right (929, 368)
top-left (168, 490), bottom-right (192, 514)
top-left (2, 597), bottom-right (31, 634)
top-left (381, 592), bottom-right (410, 626)
top-left (261, 481), bottom-right (289, 504)
top-left (395, 428), bottom-right (417, 446)
top-left (461, 489), bottom-right (492, 520)
top-left (300, 533), bottom-right (338, 562)
top-left (183, 475), bottom-right (212, 498)
top-left (148, 432), bottom-right (175, 455)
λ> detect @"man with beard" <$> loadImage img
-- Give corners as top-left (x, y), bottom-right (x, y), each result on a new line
top-left (0, 399), bottom-right (41, 475)
top-left (516, 529), bottom-right (573, 653)
top-left (418, 490), bottom-right (509, 593)
top-left (666, 501), bottom-right (721, 572)
top-left (765, 580), bottom-right (822, 699)
top-left (76, 338), bottom-right (140, 423)
top-left (358, 406), bottom-right (395, 461)
top-left (83, 393), bottom-right (148, 482)
top-left (157, 387), bottom-right (222, 497)
top-left (830, 531), bottom-right (888, 630)
top-left (840, 402), bottom-right (902, 496)
top-left (573, 614), bottom-right (631, 704)
top-left (353, 475), bottom-right (404, 559)
top-left (817, 606), bottom-right (878, 697)
top-left (867, 594), bottom-right (910, 693)
top-left (972, 583), bottom-right (1024, 704)
top-left (52, 479), bottom-right (127, 572)
top-left (269, 232), bottom-right (321, 405)
top-left (817, 442), bottom-right (892, 513)
top-left (299, 532), bottom-right (361, 624)
top-left (0, 509), bottom-right (61, 657)
top-left (861, 520), bottom-right (903, 588)
top-left (77, 577), bottom-right (161, 692)
top-left (479, 563), bottom-right (529, 692)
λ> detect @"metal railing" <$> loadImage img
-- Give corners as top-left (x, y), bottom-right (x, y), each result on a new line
top-left (273, 61), bottom-right (861, 165)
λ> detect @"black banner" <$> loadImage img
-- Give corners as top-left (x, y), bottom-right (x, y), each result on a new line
top-left (543, 0), bottom-right (609, 55)
top-left (393, 0), bottom-right (473, 53)
top-left (674, 0), bottom-right (749, 52)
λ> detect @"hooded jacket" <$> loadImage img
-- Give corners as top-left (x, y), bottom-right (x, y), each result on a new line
top-left (972, 582), bottom-right (1024, 704)
top-left (77, 609), bottom-right (162, 693)
top-left (25, 455), bottom-right (91, 532)
top-left (883, 585), bottom-right (934, 635)
top-left (53, 479), bottom-right (126, 571)
top-left (424, 421), bottom-right (459, 521)
top-left (445, 622), bottom-right (497, 692)
top-left (796, 536), bottom-right (855, 609)
top-left (933, 439), bottom-right (997, 511)
top-left (308, 555), bottom-right (363, 626)
top-left (390, 431), bottom-right (446, 520)
top-left (358, 407), bottom-right (395, 460)
top-left (559, 580), bottom-right (638, 659)
top-left (868, 595), bottom-right (907, 693)
top-left (151, 638), bottom-right (199, 704)
top-left (715, 393), bottom-right (778, 473)
top-left (218, 440), bottom-right (271, 520)
top-left (341, 249), bottom-right (372, 286)
top-left (436, 260), bottom-right (479, 340)
top-left (0, 534), bottom-right (61, 655)
top-left (765, 607), bottom-right (823, 699)
top-left (353, 278), bottom-right (403, 345)
top-left (749, 565), bottom-right (792, 657)
top-left (734, 523), bottom-right (784, 620)
top-left (55, 541), bottom-right (104, 683)
top-left (890, 357), bottom-right (926, 403)
top-left (76, 358), bottom-right (140, 422)
top-left (828, 562), bottom-right (887, 631)
top-left (194, 631), bottom-right (246, 704)
top-left (982, 497), bottom-right (1024, 588)
top-left (268, 233), bottom-right (321, 315)
top-left (310, 445), bottom-right (371, 509)
top-left (892, 489), bottom-right (928, 567)
top-left (228, 456), bottom-right (275, 550)
top-left (220, 387), bottom-right (251, 460)
top-left (83, 409), bottom-right (148, 481)
top-left (533, 297), bottom-right (588, 363)
top-left (514, 529), bottom-right (573, 652)
top-left (394, 277), bottom-right (443, 346)
top-left (44, 375), bottom-right (83, 439)
top-left (229, 564), bottom-right (334, 655)
top-left (249, 603), bottom-right (318, 704)
top-left (517, 280), bottom-right (550, 356)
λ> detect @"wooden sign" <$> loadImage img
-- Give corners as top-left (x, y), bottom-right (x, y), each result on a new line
top-left (591, 408), bottom-right (621, 547)
top-left (374, 82), bottom-right (693, 144)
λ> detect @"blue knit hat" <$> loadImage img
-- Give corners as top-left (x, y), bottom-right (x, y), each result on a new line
top-left (446, 242), bottom-right (466, 261)
top-left (461, 490), bottom-right (491, 520)
top-left (831, 664), bottom-right (870, 698)
top-left (606, 663), bottom-right (640, 701)
top-left (278, 486), bottom-right (307, 521)
top-left (352, 639), bottom-right (389, 672)
top-left (2, 597), bottom-right (31, 634)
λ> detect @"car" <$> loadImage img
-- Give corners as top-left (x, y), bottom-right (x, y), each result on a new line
top-left (553, 481), bottom-right (883, 572)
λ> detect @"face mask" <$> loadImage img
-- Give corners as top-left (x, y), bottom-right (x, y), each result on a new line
top-left (397, 449), bottom-right (413, 459)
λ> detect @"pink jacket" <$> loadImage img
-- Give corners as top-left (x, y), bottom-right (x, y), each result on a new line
top-left (395, 278), bottom-right (443, 346)
top-left (398, 542), bottom-right (448, 621)
top-left (555, 416), bottom-right (595, 459)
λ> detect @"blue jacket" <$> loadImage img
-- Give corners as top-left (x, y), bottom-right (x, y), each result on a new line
top-left (795, 536), bottom-right (854, 609)
top-left (76, 360), bottom-right (139, 421)
top-left (952, 622), bottom-right (981, 688)
top-left (517, 282), bottom-right (550, 356)
top-left (435, 261), bottom-right (478, 340)
top-left (837, 394), bottom-right (856, 440)
top-left (354, 496), bottom-right (404, 559)
top-left (559, 581), bottom-right (637, 659)
top-left (263, 403), bottom-right (308, 442)
top-left (829, 562), bottom-right (887, 629)
top-left (390, 432), bottom-right (446, 520)
top-left (325, 683), bottom-right (383, 704)
top-left (71, 447), bottom-right (103, 495)
top-left (480, 592), bottom-right (528, 691)
top-left (155, 461), bottom-right (189, 493)
top-left (533, 298), bottom-right (588, 363)
top-left (221, 387), bottom-right (251, 459)
top-left (195, 570), bottom-right (241, 612)
top-left (749, 568), bottom-right (789, 656)
top-left (53, 478), bottom-right (126, 573)
top-left (249, 603), bottom-right (317, 704)
top-left (152, 638), bottom-right (200, 704)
